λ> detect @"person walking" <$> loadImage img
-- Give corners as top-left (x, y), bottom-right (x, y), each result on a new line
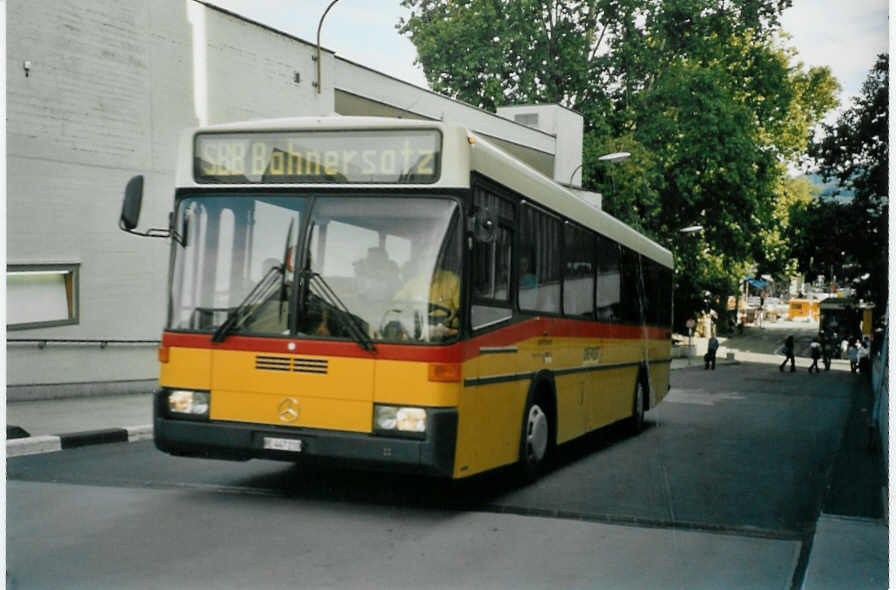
top-left (808, 336), bottom-right (822, 373)
top-left (847, 337), bottom-right (860, 373)
top-left (704, 333), bottom-right (719, 370)
top-left (779, 335), bottom-right (796, 372)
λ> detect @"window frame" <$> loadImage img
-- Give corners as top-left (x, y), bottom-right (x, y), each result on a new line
top-left (562, 220), bottom-right (597, 320)
top-left (7, 263), bottom-right (81, 330)
top-left (470, 182), bottom-right (516, 332)
top-left (517, 200), bottom-right (564, 316)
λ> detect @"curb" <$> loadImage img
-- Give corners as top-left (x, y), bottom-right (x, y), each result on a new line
top-left (7, 425), bottom-right (152, 458)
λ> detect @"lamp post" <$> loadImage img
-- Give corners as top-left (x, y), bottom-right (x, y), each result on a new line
top-left (597, 151), bottom-right (631, 163)
top-left (678, 224), bottom-right (703, 364)
top-left (313, 0), bottom-right (341, 94)
top-left (600, 151), bottom-right (629, 198)
top-left (568, 151), bottom-right (630, 188)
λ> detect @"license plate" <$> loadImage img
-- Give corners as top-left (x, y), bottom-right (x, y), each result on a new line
top-left (263, 437), bottom-right (303, 453)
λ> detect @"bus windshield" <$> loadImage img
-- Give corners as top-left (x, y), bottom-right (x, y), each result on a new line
top-left (169, 194), bottom-right (462, 344)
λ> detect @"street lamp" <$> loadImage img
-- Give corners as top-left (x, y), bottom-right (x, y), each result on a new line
top-left (568, 151), bottom-right (630, 187)
top-left (597, 151), bottom-right (631, 163)
top-left (313, 0), bottom-right (341, 94)
top-left (679, 225), bottom-right (704, 234)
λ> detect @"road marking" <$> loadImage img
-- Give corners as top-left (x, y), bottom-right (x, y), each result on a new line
top-left (665, 390), bottom-right (746, 406)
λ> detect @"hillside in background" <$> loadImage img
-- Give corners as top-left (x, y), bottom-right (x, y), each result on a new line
top-left (802, 172), bottom-right (855, 202)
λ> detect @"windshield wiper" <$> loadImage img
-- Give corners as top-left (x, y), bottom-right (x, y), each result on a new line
top-left (211, 264), bottom-right (283, 342)
top-left (212, 219), bottom-right (296, 343)
top-left (301, 269), bottom-right (376, 352)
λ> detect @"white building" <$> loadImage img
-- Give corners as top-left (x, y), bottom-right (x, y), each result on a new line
top-left (6, 0), bottom-right (584, 399)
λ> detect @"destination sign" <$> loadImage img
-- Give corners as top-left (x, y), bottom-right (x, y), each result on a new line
top-left (194, 129), bottom-right (441, 184)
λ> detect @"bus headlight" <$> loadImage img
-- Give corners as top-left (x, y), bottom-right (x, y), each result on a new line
top-left (168, 390), bottom-right (210, 417)
top-left (374, 405), bottom-right (427, 437)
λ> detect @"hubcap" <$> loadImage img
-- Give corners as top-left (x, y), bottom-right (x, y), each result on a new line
top-left (526, 404), bottom-right (548, 463)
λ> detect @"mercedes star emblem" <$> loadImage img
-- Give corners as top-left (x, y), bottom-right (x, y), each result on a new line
top-left (278, 397), bottom-right (300, 423)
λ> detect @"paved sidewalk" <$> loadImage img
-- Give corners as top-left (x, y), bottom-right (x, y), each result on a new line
top-left (801, 514), bottom-right (888, 589)
top-left (7, 393), bottom-right (153, 457)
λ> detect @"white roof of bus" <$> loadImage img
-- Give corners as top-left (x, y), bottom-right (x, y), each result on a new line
top-left (468, 132), bottom-right (672, 268)
top-left (177, 116), bottom-right (673, 268)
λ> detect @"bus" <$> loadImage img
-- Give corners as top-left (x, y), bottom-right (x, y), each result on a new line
top-left (119, 116), bottom-right (674, 480)
top-left (819, 297), bottom-right (874, 341)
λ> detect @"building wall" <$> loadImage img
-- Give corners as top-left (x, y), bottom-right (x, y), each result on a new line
top-left (333, 59), bottom-right (557, 179)
top-left (495, 104), bottom-right (583, 187)
top-left (6, 0), bottom-right (329, 394)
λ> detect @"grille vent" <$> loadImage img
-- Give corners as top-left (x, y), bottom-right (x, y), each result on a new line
top-left (256, 355), bottom-right (328, 374)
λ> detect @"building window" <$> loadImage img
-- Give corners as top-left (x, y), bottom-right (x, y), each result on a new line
top-left (7, 264), bottom-right (80, 330)
top-left (514, 113), bottom-right (539, 128)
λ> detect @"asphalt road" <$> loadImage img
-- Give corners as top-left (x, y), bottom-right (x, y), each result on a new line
top-left (7, 360), bottom-right (859, 589)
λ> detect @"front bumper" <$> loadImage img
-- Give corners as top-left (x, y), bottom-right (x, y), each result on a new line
top-left (152, 391), bottom-right (458, 477)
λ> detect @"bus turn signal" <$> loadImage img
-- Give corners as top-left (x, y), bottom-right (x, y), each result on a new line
top-left (428, 362), bottom-right (461, 382)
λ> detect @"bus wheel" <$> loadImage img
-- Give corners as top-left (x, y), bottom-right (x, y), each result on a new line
top-left (630, 378), bottom-right (646, 434)
top-left (518, 396), bottom-right (551, 481)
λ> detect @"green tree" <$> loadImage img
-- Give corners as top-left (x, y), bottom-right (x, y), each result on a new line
top-left (397, 0), bottom-right (614, 116)
top-left (760, 176), bottom-right (815, 279)
top-left (807, 54), bottom-right (888, 308)
top-left (399, 0), bottom-right (838, 329)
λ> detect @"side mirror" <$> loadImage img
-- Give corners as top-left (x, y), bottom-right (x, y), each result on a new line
top-left (118, 175), bottom-right (182, 244)
top-left (468, 208), bottom-right (498, 244)
top-left (120, 175), bottom-right (144, 231)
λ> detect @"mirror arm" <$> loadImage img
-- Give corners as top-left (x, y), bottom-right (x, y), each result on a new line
top-left (117, 222), bottom-right (185, 247)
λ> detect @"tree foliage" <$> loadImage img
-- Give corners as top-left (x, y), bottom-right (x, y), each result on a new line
top-left (399, 0), bottom-right (839, 329)
top-left (801, 54), bottom-right (889, 308)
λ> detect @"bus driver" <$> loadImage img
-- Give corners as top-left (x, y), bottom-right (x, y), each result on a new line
top-left (393, 235), bottom-right (460, 341)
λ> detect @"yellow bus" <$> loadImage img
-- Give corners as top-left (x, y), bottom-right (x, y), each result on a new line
top-left (788, 298), bottom-right (819, 322)
top-left (119, 116), bottom-right (673, 480)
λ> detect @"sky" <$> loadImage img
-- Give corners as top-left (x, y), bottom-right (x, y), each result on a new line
top-left (211, 0), bottom-right (888, 117)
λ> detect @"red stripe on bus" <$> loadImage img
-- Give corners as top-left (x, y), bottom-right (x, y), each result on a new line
top-left (161, 332), bottom-right (465, 362)
top-left (161, 320), bottom-right (668, 363)
top-left (463, 317), bottom-right (667, 351)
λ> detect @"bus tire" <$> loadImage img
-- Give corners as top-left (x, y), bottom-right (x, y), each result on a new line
top-left (630, 373), bottom-right (647, 434)
top-left (517, 391), bottom-right (553, 482)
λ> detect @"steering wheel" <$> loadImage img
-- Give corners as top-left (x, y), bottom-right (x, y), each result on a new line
top-left (428, 302), bottom-right (453, 321)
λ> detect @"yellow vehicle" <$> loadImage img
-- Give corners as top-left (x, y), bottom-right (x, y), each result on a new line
top-left (788, 298), bottom-right (819, 322)
top-left (119, 117), bottom-right (673, 479)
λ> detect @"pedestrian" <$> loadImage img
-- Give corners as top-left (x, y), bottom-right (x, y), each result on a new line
top-left (704, 333), bottom-right (719, 370)
top-left (857, 337), bottom-right (871, 375)
top-left (779, 335), bottom-right (796, 372)
top-left (808, 336), bottom-right (822, 373)
top-left (847, 338), bottom-right (859, 373)
top-left (821, 333), bottom-right (832, 371)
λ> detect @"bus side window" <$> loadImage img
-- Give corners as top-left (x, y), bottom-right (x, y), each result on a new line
top-left (518, 204), bottom-right (561, 314)
top-left (619, 246), bottom-right (642, 324)
top-left (563, 223), bottom-right (595, 318)
top-left (642, 257), bottom-right (671, 328)
top-left (471, 187), bottom-right (513, 330)
top-left (596, 235), bottom-right (621, 322)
